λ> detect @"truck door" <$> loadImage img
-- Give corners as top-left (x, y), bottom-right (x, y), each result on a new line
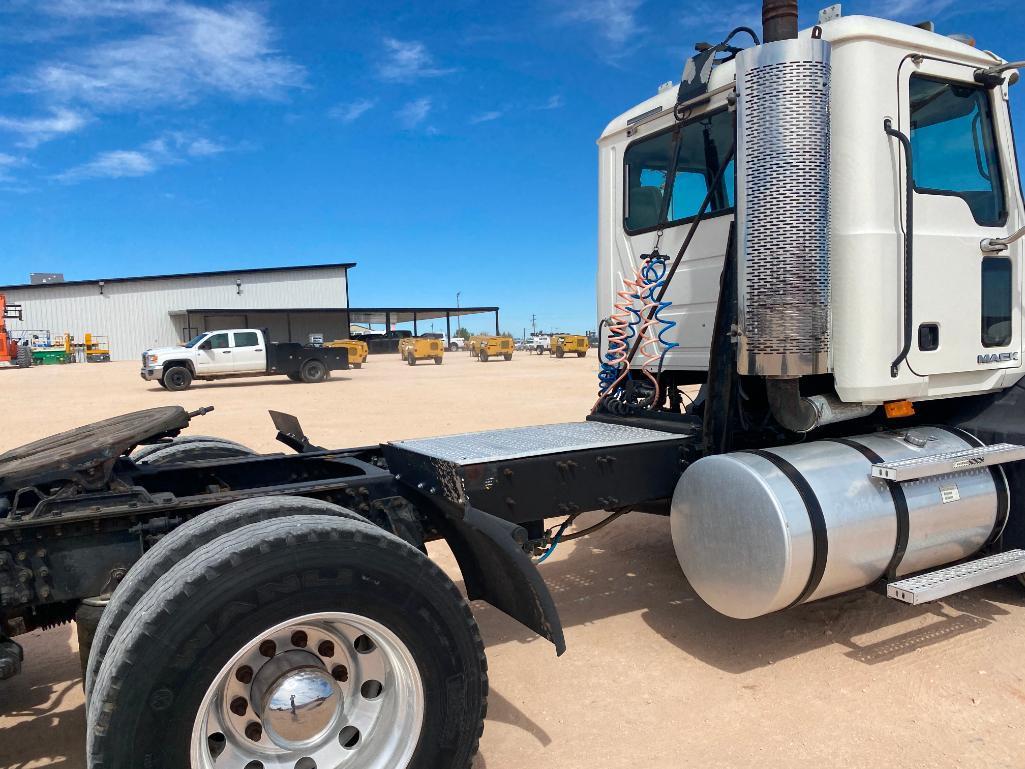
top-left (230, 330), bottom-right (265, 373)
top-left (195, 332), bottom-right (233, 374)
top-left (897, 58), bottom-right (1022, 378)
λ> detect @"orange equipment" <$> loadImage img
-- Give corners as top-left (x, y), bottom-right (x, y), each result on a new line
top-left (0, 295), bottom-right (23, 365)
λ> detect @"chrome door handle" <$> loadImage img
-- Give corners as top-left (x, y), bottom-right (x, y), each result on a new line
top-left (254, 348), bottom-right (263, 352)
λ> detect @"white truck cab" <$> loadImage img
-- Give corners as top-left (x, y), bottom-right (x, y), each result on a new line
top-left (597, 15), bottom-right (1023, 407)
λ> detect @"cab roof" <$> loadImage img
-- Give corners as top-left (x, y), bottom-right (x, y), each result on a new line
top-left (598, 14), bottom-right (1003, 143)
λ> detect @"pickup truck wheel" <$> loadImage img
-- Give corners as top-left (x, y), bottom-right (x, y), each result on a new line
top-left (577, 350), bottom-right (587, 357)
top-left (87, 515), bottom-right (487, 769)
top-left (300, 359), bottom-right (327, 383)
top-left (84, 497), bottom-right (366, 700)
top-left (479, 349), bottom-right (489, 362)
top-left (162, 366), bottom-right (192, 391)
top-left (407, 353), bottom-right (417, 366)
top-left (434, 356), bottom-right (443, 365)
top-left (449, 343), bottom-right (458, 352)
top-left (503, 353), bottom-right (512, 361)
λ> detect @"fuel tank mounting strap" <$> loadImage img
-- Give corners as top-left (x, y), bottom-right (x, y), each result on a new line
top-left (825, 438), bottom-right (910, 582)
top-left (742, 449), bottom-right (828, 606)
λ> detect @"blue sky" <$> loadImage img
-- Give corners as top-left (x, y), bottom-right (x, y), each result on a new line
top-left (0, 0), bottom-right (1021, 336)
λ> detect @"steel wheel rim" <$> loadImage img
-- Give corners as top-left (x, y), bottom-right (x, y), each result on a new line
top-left (190, 611), bottom-right (425, 769)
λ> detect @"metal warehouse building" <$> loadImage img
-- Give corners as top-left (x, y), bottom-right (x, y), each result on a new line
top-left (1, 263), bottom-right (500, 361)
top-left (1, 264), bottom-right (352, 361)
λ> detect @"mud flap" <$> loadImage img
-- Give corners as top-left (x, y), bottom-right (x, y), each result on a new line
top-left (441, 505), bottom-right (566, 656)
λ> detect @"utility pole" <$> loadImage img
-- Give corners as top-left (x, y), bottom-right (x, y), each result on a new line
top-left (531, 314), bottom-right (537, 335)
top-left (456, 291), bottom-right (461, 334)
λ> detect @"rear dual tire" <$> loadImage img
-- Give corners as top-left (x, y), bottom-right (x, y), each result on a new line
top-left (87, 510), bottom-right (487, 769)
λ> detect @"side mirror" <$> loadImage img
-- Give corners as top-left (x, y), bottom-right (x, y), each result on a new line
top-left (199, 340), bottom-right (212, 350)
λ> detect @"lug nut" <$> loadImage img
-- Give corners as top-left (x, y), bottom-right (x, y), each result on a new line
top-left (244, 721), bottom-right (263, 742)
top-left (291, 631), bottom-right (308, 648)
top-left (258, 640), bottom-right (277, 658)
top-left (317, 640), bottom-right (335, 658)
top-left (229, 697), bottom-right (248, 716)
top-left (235, 665), bottom-right (254, 684)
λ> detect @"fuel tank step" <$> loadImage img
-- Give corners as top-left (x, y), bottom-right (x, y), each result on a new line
top-left (886, 549), bottom-right (1025, 605)
top-left (870, 442), bottom-right (1025, 482)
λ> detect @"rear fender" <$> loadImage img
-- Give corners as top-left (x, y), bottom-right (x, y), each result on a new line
top-left (434, 503), bottom-right (566, 656)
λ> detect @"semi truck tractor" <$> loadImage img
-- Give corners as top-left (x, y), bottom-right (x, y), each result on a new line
top-left (2, 4), bottom-right (1025, 768)
top-left (141, 328), bottom-right (348, 390)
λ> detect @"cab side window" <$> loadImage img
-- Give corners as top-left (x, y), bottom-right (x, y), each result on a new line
top-left (206, 333), bottom-right (230, 349)
top-left (909, 75), bottom-right (1006, 226)
top-left (624, 109), bottom-right (734, 234)
top-left (233, 332), bottom-right (259, 347)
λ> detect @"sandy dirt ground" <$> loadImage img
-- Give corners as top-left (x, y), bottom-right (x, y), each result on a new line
top-left (2, 354), bottom-right (1025, 769)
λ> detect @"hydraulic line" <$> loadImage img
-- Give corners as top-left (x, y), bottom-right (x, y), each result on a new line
top-left (639, 256), bottom-right (678, 374)
top-left (534, 511), bottom-right (630, 563)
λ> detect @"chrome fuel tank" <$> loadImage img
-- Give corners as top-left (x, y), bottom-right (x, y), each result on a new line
top-left (670, 427), bottom-right (1007, 619)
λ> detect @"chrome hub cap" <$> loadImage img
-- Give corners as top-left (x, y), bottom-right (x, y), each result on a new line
top-left (191, 612), bottom-right (424, 769)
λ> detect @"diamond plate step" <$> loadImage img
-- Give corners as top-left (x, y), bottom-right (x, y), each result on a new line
top-left (886, 549), bottom-right (1025, 605)
top-left (870, 442), bottom-right (1025, 482)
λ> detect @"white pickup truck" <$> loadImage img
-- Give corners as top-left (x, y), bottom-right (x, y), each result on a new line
top-left (141, 328), bottom-right (348, 391)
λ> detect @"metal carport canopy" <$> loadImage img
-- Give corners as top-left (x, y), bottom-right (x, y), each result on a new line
top-left (178, 306), bottom-right (501, 337)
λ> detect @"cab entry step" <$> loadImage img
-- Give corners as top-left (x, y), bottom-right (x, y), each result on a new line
top-left (870, 442), bottom-right (1025, 482)
top-left (886, 549), bottom-right (1025, 605)
top-left (383, 421), bottom-right (693, 524)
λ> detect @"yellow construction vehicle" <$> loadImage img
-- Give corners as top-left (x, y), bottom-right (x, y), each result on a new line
top-left (550, 334), bottom-right (589, 358)
top-left (84, 334), bottom-right (112, 363)
top-left (323, 339), bottom-right (368, 369)
top-left (399, 336), bottom-right (444, 365)
top-left (476, 336), bottom-right (514, 362)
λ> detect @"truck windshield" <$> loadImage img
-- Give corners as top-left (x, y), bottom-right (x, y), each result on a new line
top-left (624, 108), bottom-right (734, 234)
top-left (183, 334), bottom-right (207, 348)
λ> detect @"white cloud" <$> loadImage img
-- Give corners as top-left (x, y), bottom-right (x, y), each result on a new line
top-left (872, 0), bottom-right (956, 18)
top-left (16, 1), bottom-right (305, 111)
top-left (0, 108), bottom-right (89, 148)
top-left (561, 0), bottom-right (643, 46)
top-left (56, 149), bottom-right (157, 182)
top-left (329, 98), bottom-right (376, 124)
top-left (55, 130), bottom-right (225, 183)
top-left (395, 97), bottom-right (432, 129)
top-left (377, 38), bottom-right (454, 82)
top-left (470, 110), bottom-right (503, 124)
top-left (185, 137), bottom-right (225, 156)
top-left (0, 153), bottom-right (25, 182)
top-left (539, 94), bottom-right (564, 110)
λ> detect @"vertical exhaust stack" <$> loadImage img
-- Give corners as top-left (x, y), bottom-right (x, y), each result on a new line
top-left (762, 0), bottom-right (798, 42)
top-left (736, 1), bottom-right (832, 381)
